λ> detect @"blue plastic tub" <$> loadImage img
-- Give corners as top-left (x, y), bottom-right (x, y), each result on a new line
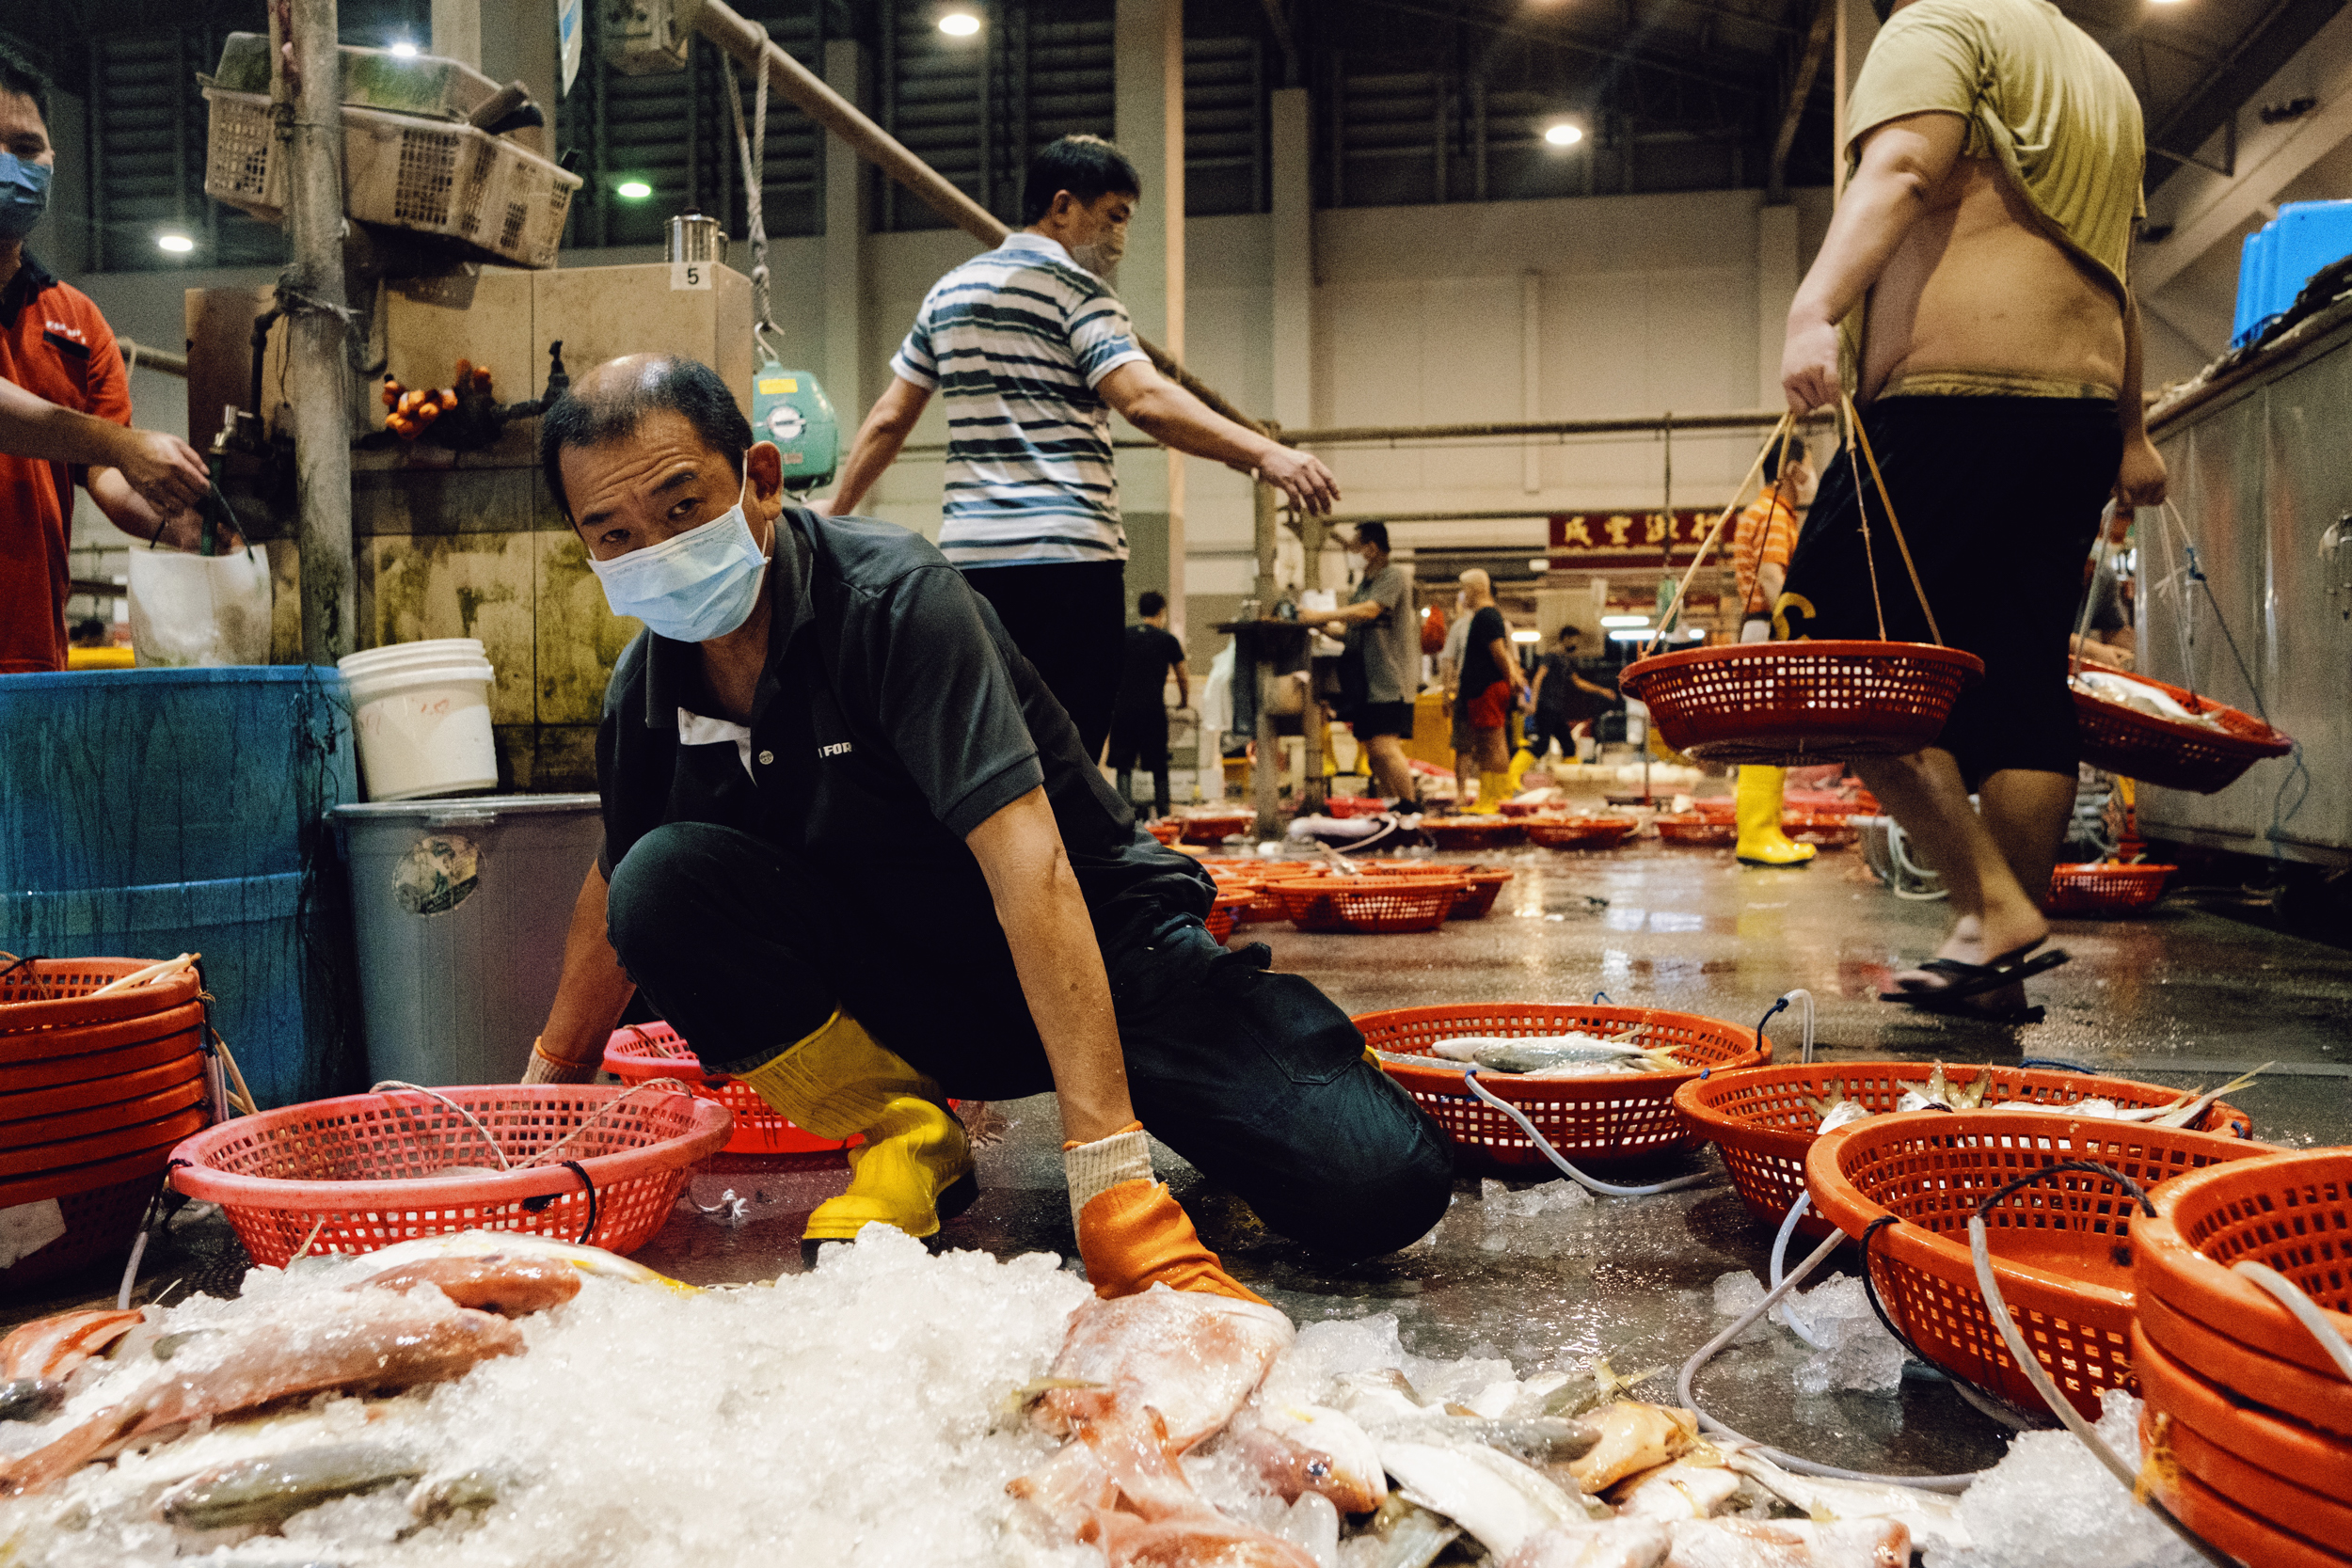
top-left (0, 667), bottom-right (362, 1107)
top-left (2232, 200), bottom-right (2352, 348)
top-left (0, 666), bottom-right (355, 891)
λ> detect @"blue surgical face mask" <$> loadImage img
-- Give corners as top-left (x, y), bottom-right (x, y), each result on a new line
top-left (588, 476), bottom-right (771, 642)
top-left (0, 153), bottom-right (52, 241)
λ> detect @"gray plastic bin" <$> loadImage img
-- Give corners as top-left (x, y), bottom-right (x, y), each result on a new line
top-left (335, 795), bottom-right (602, 1085)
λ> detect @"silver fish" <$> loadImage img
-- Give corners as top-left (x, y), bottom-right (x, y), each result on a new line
top-left (156, 1442), bottom-right (425, 1530)
top-left (1359, 1495), bottom-right (1461, 1568)
top-left (0, 1378), bottom-right (65, 1423)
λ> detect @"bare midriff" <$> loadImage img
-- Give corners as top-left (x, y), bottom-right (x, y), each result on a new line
top-left (1858, 151), bottom-right (2124, 404)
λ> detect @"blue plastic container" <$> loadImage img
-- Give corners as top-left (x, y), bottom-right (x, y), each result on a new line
top-left (2232, 200), bottom-right (2352, 348)
top-left (0, 667), bottom-right (362, 1107)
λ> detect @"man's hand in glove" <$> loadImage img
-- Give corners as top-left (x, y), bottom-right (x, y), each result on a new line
top-left (1062, 1122), bottom-right (1265, 1304)
top-left (521, 1036), bottom-right (597, 1085)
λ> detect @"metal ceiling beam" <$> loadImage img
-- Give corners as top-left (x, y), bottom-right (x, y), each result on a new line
top-left (1349, 0), bottom-right (1766, 96)
top-left (1766, 0), bottom-right (1834, 202)
top-left (2144, 0), bottom-right (2347, 195)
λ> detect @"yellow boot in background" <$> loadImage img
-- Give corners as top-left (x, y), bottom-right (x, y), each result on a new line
top-left (1466, 769), bottom-right (1511, 815)
top-left (738, 1010), bottom-right (977, 1251)
top-left (1506, 746), bottom-right (1535, 794)
top-left (1734, 766), bottom-right (1816, 867)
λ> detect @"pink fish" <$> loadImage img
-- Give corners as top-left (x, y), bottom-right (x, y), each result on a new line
top-left (0, 1308), bottom-right (144, 1382)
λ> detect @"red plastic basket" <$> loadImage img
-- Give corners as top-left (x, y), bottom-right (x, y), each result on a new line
top-left (1784, 813), bottom-right (1858, 848)
top-left (1145, 819), bottom-right (1184, 845)
top-left (1358, 1003), bottom-right (1769, 1175)
top-left (1328, 795), bottom-right (1391, 818)
top-left (2132, 1421), bottom-right (2352, 1568)
top-left (2047, 862), bottom-right (2173, 916)
top-left (0, 1171), bottom-right (164, 1291)
top-left (2074, 670), bottom-right (2294, 794)
top-left (1654, 814), bottom-right (1735, 847)
top-left (1804, 1110), bottom-right (2266, 1420)
top-left (169, 1085), bottom-right (732, 1264)
top-left (1524, 816), bottom-right (1638, 849)
top-left (2132, 1322), bottom-right (2352, 1535)
top-left (1676, 1063), bottom-right (2254, 1239)
top-left (603, 1023), bottom-right (855, 1168)
top-left (1621, 640), bottom-right (1985, 766)
top-left (1325, 879), bottom-right (1467, 934)
top-left (1443, 866), bottom-right (1513, 920)
top-left (1180, 809), bottom-right (1258, 845)
top-left (1421, 817), bottom-right (1527, 850)
top-left (1206, 887), bottom-right (1257, 943)
top-left (2130, 1149), bottom-right (2352, 1421)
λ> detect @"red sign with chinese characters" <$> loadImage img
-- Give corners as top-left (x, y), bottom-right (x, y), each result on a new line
top-left (1545, 510), bottom-right (1722, 569)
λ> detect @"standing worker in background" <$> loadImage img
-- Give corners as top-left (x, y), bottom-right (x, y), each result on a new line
top-left (819, 135), bottom-right (1339, 757)
top-left (1524, 626), bottom-right (1615, 763)
top-left (1436, 585), bottom-right (1473, 801)
top-left (1319, 522), bottom-right (1421, 805)
top-left (1445, 568), bottom-right (1528, 813)
top-left (1107, 590), bottom-right (1188, 819)
top-left (1731, 442), bottom-right (1817, 867)
top-left (1776, 0), bottom-right (2166, 1019)
top-left (0, 44), bottom-right (213, 673)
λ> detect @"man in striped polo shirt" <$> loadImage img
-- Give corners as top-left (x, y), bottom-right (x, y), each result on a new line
top-left (822, 135), bottom-right (1338, 757)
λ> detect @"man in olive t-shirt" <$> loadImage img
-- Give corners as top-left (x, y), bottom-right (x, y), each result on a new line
top-left (1320, 521), bottom-right (1420, 803)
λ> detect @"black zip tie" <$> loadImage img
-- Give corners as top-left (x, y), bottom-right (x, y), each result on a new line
top-left (522, 1159), bottom-right (598, 1244)
top-left (1970, 1159), bottom-right (2156, 1223)
top-left (2019, 1057), bottom-right (2097, 1073)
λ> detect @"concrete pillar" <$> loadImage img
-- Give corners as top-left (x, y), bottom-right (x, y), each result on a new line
top-left (431, 0), bottom-right (482, 69)
top-left (1832, 0), bottom-right (1880, 198)
top-left (823, 40), bottom-right (869, 420)
top-left (1116, 0), bottom-right (1184, 635)
top-left (1270, 86), bottom-right (1312, 432)
top-left (1756, 201), bottom-right (1799, 407)
top-left (1521, 272), bottom-right (1542, 493)
top-left (480, 0), bottom-right (559, 157)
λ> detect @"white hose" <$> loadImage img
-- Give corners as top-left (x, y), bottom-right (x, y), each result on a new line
top-left (1764, 1192), bottom-right (1832, 1352)
top-left (2231, 1260), bottom-right (2352, 1382)
top-left (1676, 1225), bottom-right (1983, 1491)
top-left (1784, 989), bottom-right (1816, 1064)
top-left (1459, 1069), bottom-right (1716, 1197)
top-left (1886, 818), bottom-right (1949, 902)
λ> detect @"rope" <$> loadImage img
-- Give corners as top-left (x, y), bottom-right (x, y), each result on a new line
top-left (1640, 412), bottom-right (1793, 659)
top-left (1835, 394), bottom-right (1947, 648)
top-left (1736, 423), bottom-right (1798, 620)
top-left (2068, 500), bottom-right (2120, 684)
top-left (516, 1077), bottom-right (701, 1170)
top-left (370, 1081), bottom-right (512, 1171)
top-left (725, 25), bottom-right (777, 350)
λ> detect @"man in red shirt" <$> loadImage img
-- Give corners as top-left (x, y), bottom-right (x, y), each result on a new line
top-left (0, 43), bottom-right (212, 673)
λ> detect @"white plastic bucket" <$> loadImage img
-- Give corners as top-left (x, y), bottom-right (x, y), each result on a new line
top-left (339, 641), bottom-right (500, 800)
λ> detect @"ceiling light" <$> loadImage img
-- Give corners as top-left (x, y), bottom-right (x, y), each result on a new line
top-left (939, 9), bottom-right (981, 36)
top-left (1607, 628), bottom-right (1652, 642)
top-left (615, 180), bottom-right (653, 199)
top-left (1599, 613), bottom-right (1650, 628)
top-left (1544, 121), bottom-right (1584, 148)
top-left (1527, 557), bottom-right (1553, 573)
top-left (389, 40), bottom-right (419, 56)
top-left (1511, 628), bottom-right (1541, 643)
top-left (155, 232), bottom-right (195, 254)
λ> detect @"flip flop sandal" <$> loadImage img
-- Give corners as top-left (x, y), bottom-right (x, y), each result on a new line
top-left (1893, 993), bottom-right (2049, 1026)
top-left (1878, 943), bottom-right (2069, 1006)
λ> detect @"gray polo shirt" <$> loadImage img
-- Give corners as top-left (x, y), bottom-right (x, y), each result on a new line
top-left (1350, 562), bottom-right (1419, 705)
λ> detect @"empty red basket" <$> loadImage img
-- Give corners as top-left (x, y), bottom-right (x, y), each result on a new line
top-left (1359, 1002), bottom-right (1768, 1176)
top-left (1525, 816), bottom-right (1638, 849)
top-left (1804, 1110), bottom-right (2265, 1421)
top-left (1621, 640), bottom-right (1984, 766)
top-left (604, 1023), bottom-right (856, 1167)
top-left (169, 1084), bottom-right (731, 1264)
top-left (2048, 862), bottom-right (2173, 916)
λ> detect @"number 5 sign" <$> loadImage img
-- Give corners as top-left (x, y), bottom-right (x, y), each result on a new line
top-left (670, 261), bottom-right (712, 291)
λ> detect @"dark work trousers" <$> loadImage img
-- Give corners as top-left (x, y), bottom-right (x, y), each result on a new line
top-left (1106, 703), bottom-right (1173, 818)
top-left (961, 560), bottom-right (1126, 761)
top-left (604, 821), bottom-right (1455, 1259)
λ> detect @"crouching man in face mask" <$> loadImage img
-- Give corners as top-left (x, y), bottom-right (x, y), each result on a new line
top-left (524, 355), bottom-right (1452, 1298)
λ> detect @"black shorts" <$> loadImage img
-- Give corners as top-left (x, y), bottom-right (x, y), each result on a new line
top-left (1778, 395), bottom-right (2119, 785)
top-left (1353, 701), bottom-right (1414, 739)
top-left (1105, 705), bottom-right (1170, 771)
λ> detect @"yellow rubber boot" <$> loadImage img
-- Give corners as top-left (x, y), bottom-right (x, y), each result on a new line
top-left (737, 1010), bottom-right (977, 1250)
top-left (1734, 766), bottom-right (1816, 867)
top-left (1466, 769), bottom-right (1511, 815)
top-left (1506, 746), bottom-right (1535, 793)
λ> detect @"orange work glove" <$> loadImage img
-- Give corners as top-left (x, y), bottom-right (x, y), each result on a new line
top-left (1062, 1120), bottom-right (1265, 1304)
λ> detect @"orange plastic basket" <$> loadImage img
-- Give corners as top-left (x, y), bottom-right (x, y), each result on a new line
top-left (1145, 819), bottom-right (1184, 845)
top-left (1804, 1111), bottom-right (2266, 1420)
top-left (1328, 795), bottom-right (1391, 818)
top-left (1785, 813), bottom-right (1858, 848)
top-left (169, 1085), bottom-right (732, 1264)
top-left (1357, 1003), bottom-right (1769, 1176)
top-left (1620, 640), bottom-right (1985, 766)
top-left (2133, 1433), bottom-right (2352, 1568)
top-left (1205, 887), bottom-right (1257, 943)
top-left (1180, 809), bottom-right (1258, 845)
top-left (2047, 862), bottom-right (2172, 916)
top-left (1421, 817), bottom-right (1527, 851)
top-left (0, 958), bottom-right (204, 1037)
top-left (1443, 866), bottom-right (1514, 920)
top-left (2074, 670), bottom-right (2293, 794)
top-left (0, 1171), bottom-right (163, 1291)
top-left (2132, 1322), bottom-right (2352, 1528)
top-left (2130, 1149), bottom-right (2352, 1410)
top-left (1325, 878), bottom-right (1467, 934)
top-left (1524, 816), bottom-right (1638, 849)
top-left (1677, 1063), bottom-right (2254, 1239)
top-left (1653, 814), bottom-right (1735, 847)
top-left (603, 1023), bottom-right (855, 1168)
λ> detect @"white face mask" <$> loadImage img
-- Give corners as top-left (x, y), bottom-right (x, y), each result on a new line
top-left (588, 474), bottom-right (771, 642)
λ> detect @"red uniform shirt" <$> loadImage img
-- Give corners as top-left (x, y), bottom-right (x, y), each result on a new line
top-left (2, 252), bottom-right (132, 673)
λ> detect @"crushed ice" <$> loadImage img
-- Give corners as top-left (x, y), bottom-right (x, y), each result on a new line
top-left (1928, 1392), bottom-right (2204, 1568)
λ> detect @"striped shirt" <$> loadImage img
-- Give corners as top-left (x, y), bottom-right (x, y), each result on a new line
top-left (890, 232), bottom-right (1151, 568)
top-left (1733, 488), bottom-right (1800, 618)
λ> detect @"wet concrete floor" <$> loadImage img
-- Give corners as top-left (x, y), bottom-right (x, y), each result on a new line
top-left (20, 812), bottom-right (2352, 1483)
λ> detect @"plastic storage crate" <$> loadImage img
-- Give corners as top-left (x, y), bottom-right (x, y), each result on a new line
top-left (2233, 200), bottom-right (2352, 348)
top-left (203, 87), bottom-right (580, 269)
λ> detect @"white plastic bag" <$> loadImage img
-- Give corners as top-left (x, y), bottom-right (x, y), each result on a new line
top-left (128, 545), bottom-right (272, 667)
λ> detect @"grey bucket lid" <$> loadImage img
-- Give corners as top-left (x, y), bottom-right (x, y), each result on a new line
top-left (332, 793), bottom-right (601, 821)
